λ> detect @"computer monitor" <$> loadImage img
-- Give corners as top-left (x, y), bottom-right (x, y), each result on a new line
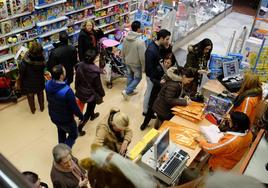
top-left (205, 95), bottom-right (233, 117)
top-left (154, 128), bottom-right (170, 162)
top-left (222, 59), bottom-right (240, 78)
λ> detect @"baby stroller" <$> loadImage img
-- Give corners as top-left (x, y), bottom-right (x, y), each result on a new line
top-left (0, 74), bottom-right (18, 103)
top-left (99, 38), bottom-right (127, 89)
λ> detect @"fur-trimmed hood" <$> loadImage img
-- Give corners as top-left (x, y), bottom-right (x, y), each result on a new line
top-left (166, 67), bottom-right (182, 82)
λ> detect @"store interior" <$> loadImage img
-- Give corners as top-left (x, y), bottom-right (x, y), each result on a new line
top-left (1, 0), bottom-right (268, 187)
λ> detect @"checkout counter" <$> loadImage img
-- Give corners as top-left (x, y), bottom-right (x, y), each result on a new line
top-left (128, 80), bottom-right (231, 185)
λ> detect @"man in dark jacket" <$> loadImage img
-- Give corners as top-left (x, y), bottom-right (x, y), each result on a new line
top-left (45, 65), bottom-right (84, 148)
top-left (143, 29), bottom-right (171, 116)
top-left (47, 31), bottom-right (78, 85)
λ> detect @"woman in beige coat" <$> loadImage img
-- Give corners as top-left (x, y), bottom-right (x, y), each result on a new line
top-left (94, 108), bottom-right (133, 155)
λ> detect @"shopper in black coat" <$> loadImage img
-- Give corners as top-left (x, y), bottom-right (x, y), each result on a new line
top-left (152, 67), bottom-right (195, 126)
top-left (19, 42), bottom-right (45, 114)
top-left (78, 20), bottom-right (104, 61)
top-left (75, 49), bottom-right (105, 133)
top-left (47, 31), bottom-right (78, 85)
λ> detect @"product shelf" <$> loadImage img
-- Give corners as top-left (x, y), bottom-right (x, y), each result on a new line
top-left (95, 1), bottom-right (119, 12)
top-left (97, 20), bottom-right (119, 29)
top-left (65, 4), bottom-right (95, 16)
top-left (39, 27), bottom-right (67, 38)
top-left (0, 54), bottom-right (15, 63)
top-left (104, 28), bottom-right (116, 34)
top-left (35, 0), bottom-right (67, 9)
top-left (0, 11), bottom-right (32, 23)
top-left (36, 16), bottom-right (68, 27)
top-left (0, 25), bottom-right (35, 38)
top-left (0, 37), bottom-right (37, 51)
top-left (120, 12), bottom-right (129, 16)
top-left (95, 13), bottom-right (117, 21)
top-left (68, 15), bottom-right (95, 26)
top-left (69, 30), bottom-right (81, 36)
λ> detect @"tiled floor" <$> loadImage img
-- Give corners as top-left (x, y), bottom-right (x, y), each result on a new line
top-left (0, 12), bottom-right (254, 187)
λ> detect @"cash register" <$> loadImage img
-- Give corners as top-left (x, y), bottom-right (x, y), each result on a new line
top-left (139, 128), bottom-right (189, 185)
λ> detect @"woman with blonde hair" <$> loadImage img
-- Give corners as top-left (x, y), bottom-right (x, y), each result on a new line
top-left (233, 72), bottom-right (262, 125)
top-left (78, 20), bottom-right (104, 61)
top-left (94, 108), bottom-right (132, 155)
top-left (19, 41), bottom-right (46, 114)
top-left (80, 145), bottom-right (158, 188)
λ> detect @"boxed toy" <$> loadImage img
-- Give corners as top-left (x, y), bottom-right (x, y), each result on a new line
top-left (1, 20), bottom-right (12, 34)
top-left (0, 0), bottom-right (9, 20)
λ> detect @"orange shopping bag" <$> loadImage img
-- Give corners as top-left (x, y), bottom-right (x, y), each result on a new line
top-left (76, 98), bottom-right (85, 113)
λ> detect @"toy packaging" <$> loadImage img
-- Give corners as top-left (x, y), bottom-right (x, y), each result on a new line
top-left (35, 4), bottom-right (65, 23)
top-left (1, 21), bottom-right (12, 34)
top-left (0, 0), bottom-right (9, 20)
top-left (242, 36), bottom-right (263, 67)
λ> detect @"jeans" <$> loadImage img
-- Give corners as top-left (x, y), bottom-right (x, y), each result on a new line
top-left (125, 65), bottom-right (142, 95)
top-left (143, 76), bottom-right (153, 114)
top-left (53, 120), bottom-right (78, 148)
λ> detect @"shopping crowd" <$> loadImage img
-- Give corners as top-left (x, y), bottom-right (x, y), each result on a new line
top-left (16, 19), bottom-right (268, 188)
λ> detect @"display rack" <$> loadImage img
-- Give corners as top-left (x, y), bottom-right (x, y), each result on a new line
top-left (0, 0), bottom-right (131, 63)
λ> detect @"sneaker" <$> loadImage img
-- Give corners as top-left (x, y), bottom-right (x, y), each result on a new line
top-left (128, 90), bottom-right (138, 96)
top-left (90, 112), bottom-right (100, 121)
top-left (122, 90), bottom-right (128, 100)
top-left (79, 130), bottom-right (86, 136)
top-left (140, 124), bottom-right (147, 131)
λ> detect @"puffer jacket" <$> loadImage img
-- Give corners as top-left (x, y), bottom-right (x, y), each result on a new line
top-left (94, 113), bottom-right (133, 153)
top-left (199, 131), bottom-right (253, 171)
top-left (122, 31), bottom-right (146, 68)
top-left (19, 52), bottom-right (45, 93)
top-left (153, 67), bottom-right (187, 120)
top-left (233, 88), bottom-right (262, 125)
top-left (75, 62), bottom-right (105, 103)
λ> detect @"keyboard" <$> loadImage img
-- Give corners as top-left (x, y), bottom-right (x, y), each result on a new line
top-left (159, 150), bottom-right (188, 177)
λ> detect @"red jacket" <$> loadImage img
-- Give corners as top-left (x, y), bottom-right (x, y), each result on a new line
top-left (199, 131), bottom-right (253, 171)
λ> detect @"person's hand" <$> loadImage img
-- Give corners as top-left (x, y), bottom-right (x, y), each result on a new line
top-left (119, 140), bottom-right (128, 155)
top-left (198, 69), bottom-right (209, 74)
top-left (160, 79), bottom-right (166, 84)
top-left (194, 136), bottom-right (202, 143)
top-left (78, 177), bottom-right (88, 187)
top-left (184, 96), bottom-right (191, 105)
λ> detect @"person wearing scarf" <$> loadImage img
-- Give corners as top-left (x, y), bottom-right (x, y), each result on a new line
top-left (50, 144), bottom-right (88, 188)
top-left (233, 72), bottom-right (263, 126)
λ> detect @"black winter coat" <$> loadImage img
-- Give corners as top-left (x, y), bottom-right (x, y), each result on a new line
top-left (75, 62), bottom-right (105, 103)
top-left (19, 52), bottom-right (45, 94)
top-left (78, 29), bottom-right (103, 61)
top-left (153, 67), bottom-right (187, 120)
top-left (47, 43), bottom-right (78, 85)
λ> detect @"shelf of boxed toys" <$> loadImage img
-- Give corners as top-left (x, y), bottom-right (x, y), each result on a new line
top-left (104, 28), bottom-right (116, 34)
top-left (36, 16), bottom-right (69, 27)
top-left (68, 29), bottom-right (81, 37)
top-left (118, 0), bottom-right (130, 5)
top-left (95, 13), bottom-right (117, 21)
top-left (38, 26), bottom-right (68, 38)
top-left (95, 1), bottom-right (119, 12)
top-left (65, 4), bottom-right (95, 16)
top-left (97, 20), bottom-right (119, 29)
top-left (68, 15), bottom-right (96, 27)
top-left (0, 25), bottom-right (35, 38)
top-left (0, 11), bottom-right (32, 23)
top-left (0, 54), bottom-right (15, 64)
top-left (35, 0), bottom-right (67, 10)
top-left (120, 12), bottom-right (130, 16)
top-left (0, 37), bottom-right (38, 51)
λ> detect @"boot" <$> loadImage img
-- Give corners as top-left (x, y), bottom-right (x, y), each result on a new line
top-left (90, 112), bottom-right (100, 121)
top-left (27, 93), bottom-right (36, 114)
top-left (78, 120), bottom-right (86, 136)
top-left (37, 91), bottom-right (44, 112)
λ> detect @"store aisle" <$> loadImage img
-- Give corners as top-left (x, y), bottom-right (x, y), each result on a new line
top-left (0, 12), bottom-right (254, 187)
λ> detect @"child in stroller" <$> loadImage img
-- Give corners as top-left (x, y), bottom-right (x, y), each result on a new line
top-left (99, 37), bottom-right (127, 89)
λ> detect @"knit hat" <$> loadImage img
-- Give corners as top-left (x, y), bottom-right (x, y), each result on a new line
top-left (112, 111), bottom-right (129, 130)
